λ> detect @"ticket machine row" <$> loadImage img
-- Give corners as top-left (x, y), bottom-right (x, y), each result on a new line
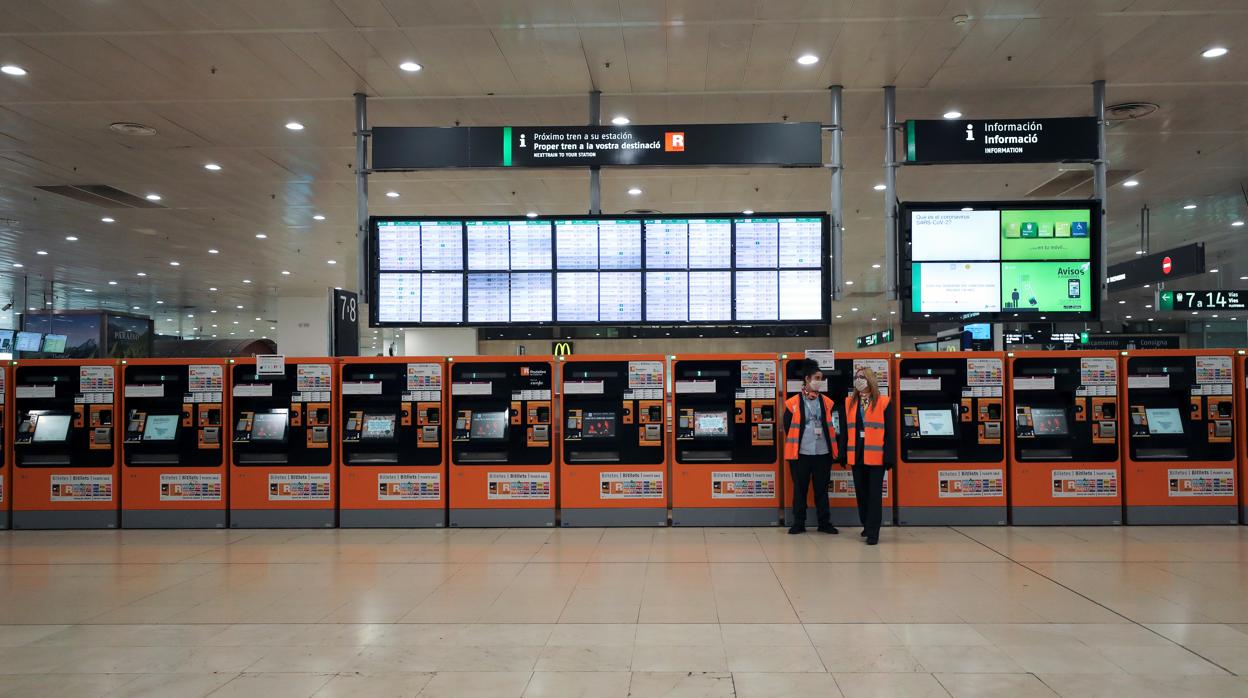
top-left (1, 351), bottom-right (1246, 529)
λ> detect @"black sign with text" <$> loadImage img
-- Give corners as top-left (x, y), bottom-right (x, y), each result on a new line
top-left (1159, 289), bottom-right (1247, 311)
top-left (855, 328), bottom-right (894, 349)
top-left (1107, 243), bottom-right (1205, 288)
top-left (331, 289), bottom-right (360, 357)
top-left (372, 123), bottom-right (823, 170)
top-left (904, 117), bottom-right (1098, 165)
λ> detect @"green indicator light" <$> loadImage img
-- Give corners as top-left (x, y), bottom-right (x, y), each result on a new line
top-left (503, 126), bottom-right (512, 167)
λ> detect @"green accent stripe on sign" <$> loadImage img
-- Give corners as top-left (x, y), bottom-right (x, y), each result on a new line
top-left (905, 121), bottom-right (916, 162)
top-left (502, 126), bottom-right (512, 167)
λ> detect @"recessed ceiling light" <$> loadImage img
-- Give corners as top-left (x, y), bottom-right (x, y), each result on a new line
top-left (1135, 250), bottom-right (1145, 255)
top-left (1192, 311), bottom-right (1199, 315)
top-left (961, 207), bottom-right (973, 212)
top-left (611, 115), bottom-right (630, 125)
top-left (526, 211), bottom-right (538, 218)
top-left (1, 65), bottom-right (27, 76)
top-left (845, 280), bottom-right (854, 285)
top-left (327, 260), bottom-right (337, 265)
top-left (236, 305), bottom-right (244, 309)
top-left (136, 272), bottom-right (147, 277)
top-left (1118, 300), bottom-right (1126, 304)
top-left (254, 317), bottom-right (261, 321)
top-left (186, 313), bottom-right (194, 318)
top-left (203, 163), bottom-right (221, 171)
top-left (1211, 268), bottom-right (1219, 273)
top-left (107, 281), bottom-right (117, 285)
top-left (742, 210), bottom-right (754, 215)
top-left (1202, 46), bottom-right (1228, 58)
top-left (1233, 221), bottom-right (1245, 227)
top-left (209, 287), bottom-right (218, 291)
top-left (281, 270), bottom-right (291, 275)
top-left (873, 184), bottom-right (887, 191)
top-left (242, 279), bottom-right (251, 284)
top-left (628, 187), bottom-right (642, 196)
top-left (399, 61), bottom-right (422, 72)
top-left (156, 300), bottom-right (164, 305)
top-left (1145, 304), bottom-right (1153, 308)
top-left (65, 235), bottom-right (77, 241)
top-left (313, 214), bottom-right (325, 221)
top-left (1183, 204), bottom-right (1197, 210)
top-left (255, 233), bottom-right (267, 239)
top-left (132, 306), bottom-right (140, 310)
top-left (890, 310), bottom-right (896, 315)
top-left (796, 54), bottom-right (819, 65)
top-left (851, 307), bottom-right (859, 312)
top-left (943, 111), bottom-right (963, 119)
top-left (385, 191), bottom-right (400, 198)
top-left (101, 217), bottom-right (115, 223)
top-left (145, 193), bottom-right (161, 201)
top-left (835, 314), bottom-right (842, 319)
top-left (12, 263), bottom-right (22, 268)
top-left (36, 250), bottom-right (47, 255)
top-left (208, 248), bottom-right (219, 254)
top-left (871, 263), bottom-right (881, 269)
top-left (169, 261), bottom-right (180, 266)
top-left (1122, 179), bottom-right (1139, 187)
top-left (1125, 315), bottom-right (1132, 319)
top-left (210, 309), bottom-right (217, 314)
top-left (285, 121), bottom-right (304, 131)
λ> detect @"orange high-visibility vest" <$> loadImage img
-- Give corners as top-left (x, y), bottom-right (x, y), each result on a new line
top-left (845, 394), bottom-right (890, 467)
top-left (783, 393), bottom-right (839, 461)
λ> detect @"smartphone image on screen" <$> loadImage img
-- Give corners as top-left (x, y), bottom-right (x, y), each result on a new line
top-left (1068, 279), bottom-right (1081, 298)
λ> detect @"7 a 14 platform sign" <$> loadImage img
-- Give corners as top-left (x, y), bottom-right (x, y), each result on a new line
top-left (1158, 289), bottom-right (1247, 311)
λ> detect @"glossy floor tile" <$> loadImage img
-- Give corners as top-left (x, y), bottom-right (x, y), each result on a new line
top-left (2, 526), bottom-right (1248, 696)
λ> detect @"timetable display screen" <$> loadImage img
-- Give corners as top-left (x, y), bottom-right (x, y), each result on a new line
top-left (901, 201), bottom-right (1098, 322)
top-left (371, 213), bottom-right (829, 326)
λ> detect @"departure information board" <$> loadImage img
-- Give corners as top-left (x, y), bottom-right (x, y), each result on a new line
top-left (371, 213), bottom-right (829, 326)
top-left (900, 201), bottom-right (1099, 322)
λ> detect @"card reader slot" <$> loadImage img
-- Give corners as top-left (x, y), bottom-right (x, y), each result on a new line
top-left (347, 453), bottom-right (399, 465)
top-left (1019, 449), bottom-right (1074, 461)
top-left (680, 449), bottom-right (733, 462)
top-left (458, 451), bottom-right (509, 463)
top-left (906, 449), bottom-right (959, 460)
top-left (568, 451), bottom-right (621, 463)
top-left (129, 454), bottom-right (181, 465)
top-left (1136, 448), bottom-right (1190, 460)
top-left (239, 452), bottom-right (289, 465)
top-left (17, 454), bottom-right (73, 467)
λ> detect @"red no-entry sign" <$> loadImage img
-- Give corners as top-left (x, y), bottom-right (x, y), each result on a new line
top-left (1162, 256), bottom-right (1172, 275)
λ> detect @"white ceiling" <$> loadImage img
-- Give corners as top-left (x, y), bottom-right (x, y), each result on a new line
top-left (0, 0), bottom-right (1246, 342)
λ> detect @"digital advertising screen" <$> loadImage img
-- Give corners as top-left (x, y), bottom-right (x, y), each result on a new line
top-left (142, 414), bottom-right (180, 441)
top-left (15, 331), bottom-right (42, 352)
top-left (0, 329), bottom-right (14, 353)
top-left (1029, 407), bottom-right (1070, 437)
top-left (41, 334), bottom-right (68, 353)
top-left (371, 214), bottom-right (829, 327)
top-left (901, 201), bottom-right (1098, 322)
top-left (470, 410), bottom-right (509, 441)
top-left (581, 411), bottom-right (617, 439)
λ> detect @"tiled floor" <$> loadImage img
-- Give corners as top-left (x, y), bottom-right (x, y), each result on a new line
top-left (2, 526), bottom-right (1248, 696)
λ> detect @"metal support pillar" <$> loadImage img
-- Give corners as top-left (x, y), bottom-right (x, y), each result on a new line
top-left (883, 86), bottom-right (898, 301)
top-left (1093, 80), bottom-right (1108, 302)
top-left (828, 85), bottom-right (844, 347)
top-left (354, 92), bottom-right (370, 303)
top-left (588, 90), bottom-right (602, 214)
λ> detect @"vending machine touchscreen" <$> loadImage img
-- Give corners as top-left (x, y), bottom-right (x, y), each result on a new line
top-left (670, 354), bottom-right (780, 526)
top-left (896, 352), bottom-right (1007, 526)
top-left (1123, 350), bottom-right (1237, 524)
top-left (559, 356), bottom-right (667, 527)
top-left (120, 360), bottom-right (227, 528)
top-left (1008, 352), bottom-right (1121, 525)
top-left (338, 358), bottom-right (445, 527)
top-left (11, 360), bottom-right (119, 529)
top-left (448, 357), bottom-right (554, 527)
top-left (230, 358), bottom-right (335, 528)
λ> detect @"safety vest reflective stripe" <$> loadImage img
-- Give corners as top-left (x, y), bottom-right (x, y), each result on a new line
top-left (783, 393), bottom-right (839, 460)
top-left (845, 394), bottom-right (890, 467)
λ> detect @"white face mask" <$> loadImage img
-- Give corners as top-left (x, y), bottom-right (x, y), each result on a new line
top-left (853, 377), bottom-right (868, 392)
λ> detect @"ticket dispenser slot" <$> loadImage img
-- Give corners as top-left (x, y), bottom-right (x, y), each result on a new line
top-left (1091, 397), bottom-right (1117, 445)
top-left (89, 405), bottom-right (113, 450)
top-left (306, 403), bottom-right (330, 448)
top-left (416, 402), bottom-right (440, 448)
top-left (527, 401), bottom-right (551, 447)
top-left (637, 400), bottom-right (664, 446)
top-left (978, 398), bottom-right (1002, 445)
top-left (1209, 396), bottom-right (1233, 443)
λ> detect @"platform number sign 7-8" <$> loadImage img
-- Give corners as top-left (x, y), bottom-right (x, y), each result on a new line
top-left (338, 293), bottom-right (357, 323)
top-left (332, 288), bottom-right (360, 357)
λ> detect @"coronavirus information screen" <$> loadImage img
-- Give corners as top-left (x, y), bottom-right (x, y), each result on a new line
top-left (901, 201), bottom-right (1098, 322)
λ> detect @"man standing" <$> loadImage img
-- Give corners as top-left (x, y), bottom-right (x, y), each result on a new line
top-left (782, 359), bottom-right (839, 534)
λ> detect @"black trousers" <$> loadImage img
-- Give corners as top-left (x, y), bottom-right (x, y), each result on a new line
top-left (853, 464), bottom-right (887, 537)
top-left (790, 454), bottom-right (831, 526)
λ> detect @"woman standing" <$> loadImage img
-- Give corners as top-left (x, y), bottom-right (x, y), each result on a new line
top-left (843, 367), bottom-right (895, 545)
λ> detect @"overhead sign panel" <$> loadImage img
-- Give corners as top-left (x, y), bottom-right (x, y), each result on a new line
top-left (1107, 243), bottom-right (1205, 287)
top-left (371, 123), bottom-right (822, 170)
top-left (904, 117), bottom-right (1098, 165)
top-left (856, 329), bottom-right (894, 349)
top-left (1158, 289), bottom-right (1247, 311)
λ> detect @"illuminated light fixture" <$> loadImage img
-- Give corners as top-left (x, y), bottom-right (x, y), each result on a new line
top-left (845, 280), bottom-right (854, 285)
top-left (385, 191), bottom-right (400, 198)
top-left (136, 272), bottom-right (147, 277)
top-left (1122, 179), bottom-right (1139, 187)
top-left (873, 184), bottom-right (887, 191)
top-left (871, 263), bottom-right (881, 269)
top-left (209, 287), bottom-right (218, 291)
top-left (961, 207), bottom-right (973, 212)
top-left (796, 54), bottom-right (819, 65)
top-left (36, 250), bottom-right (47, 255)
top-left (255, 233), bottom-right (267, 239)
top-left (399, 61), bottom-right (422, 72)
top-left (254, 317), bottom-right (261, 321)
top-left (1118, 300), bottom-right (1126, 304)
top-left (943, 111), bottom-right (962, 119)
top-left (101, 217), bottom-right (115, 223)
top-left (1192, 311), bottom-right (1199, 315)
top-left (628, 187), bottom-right (642, 196)
top-left (1, 65), bottom-right (27, 76)
top-left (611, 115), bottom-right (630, 125)
top-left (281, 270), bottom-right (291, 275)
top-left (204, 163), bottom-right (221, 171)
top-left (1211, 268), bottom-right (1220, 273)
top-left (851, 307), bottom-right (859, 312)
top-left (65, 235), bottom-right (77, 241)
top-left (1125, 315), bottom-right (1132, 319)
top-left (1135, 250), bottom-right (1145, 255)
top-left (1233, 221), bottom-right (1245, 227)
top-left (156, 300), bottom-right (164, 305)
top-left (169, 261), bottom-right (180, 266)
top-left (236, 305), bottom-right (244, 309)
top-left (132, 306), bottom-right (140, 310)
top-left (313, 214), bottom-right (325, 221)
top-left (107, 281), bottom-right (117, 285)
top-left (890, 310), bottom-right (896, 314)
top-left (1202, 46), bottom-right (1229, 58)
top-left (145, 193), bottom-right (162, 201)
top-left (285, 121), bottom-right (304, 131)
top-left (835, 314), bottom-right (843, 319)
top-left (1145, 304), bottom-right (1153, 308)
top-left (12, 263), bottom-right (22, 268)
top-left (526, 211), bottom-right (538, 218)
top-left (208, 248), bottom-right (219, 254)
top-left (742, 210), bottom-right (754, 215)
top-left (1183, 204), bottom-right (1197, 210)
top-left (327, 259), bottom-right (337, 265)
top-left (242, 279), bottom-right (251, 284)
top-left (210, 309), bottom-right (217, 313)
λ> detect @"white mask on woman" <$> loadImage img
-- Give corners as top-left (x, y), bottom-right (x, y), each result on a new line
top-left (853, 377), bottom-right (868, 392)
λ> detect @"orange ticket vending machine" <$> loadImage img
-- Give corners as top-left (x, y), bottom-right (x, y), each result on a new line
top-left (339, 357), bottom-right (446, 528)
top-left (1, 361), bottom-right (10, 529)
top-left (229, 357), bottom-right (336, 528)
top-left (11, 359), bottom-right (120, 529)
top-left (121, 359), bottom-right (228, 528)
top-left (669, 354), bottom-right (781, 526)
top-left (1007, 351), bottom-right (1122, 525)
top-left (559, 355), bottom-right (667, 527)
top-left (780, 352), bottom-right (895, 527)
top-left (448, 356), bottom-right (555, 527)
top-left (1122, 350), bottom-right (1237, 524)
top-left (1238, 351), bottom-right (1248, 523)
top-left (896, 352), bottom-right (1007, 526)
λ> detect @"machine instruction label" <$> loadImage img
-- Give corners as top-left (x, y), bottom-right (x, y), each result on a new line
top-left (268, 473), bottom-right (332, 501)
top-left (804, 350), bottom-right (836, 369)
top-left (160, 474), bottom-right (223, 501)
top-left (488, 472), bottom-right (552, 500)
top-left (378, 472), bottom-right (441, 501)
top-left (256, 355), bottom-right (286, 376)
top-left (296, 364), bottom-right (332, 392)
top-left (740, 360), bottom-right (777, 389)
top-left (79, 366), bottom-right (114, 393)
top-left (1168, 468), bottom-right (1235, 497)
top-left (407, 363), bottom-right (442, 391)
top-left (50, 474), bottom-right (113, 502)
top-left (828, 469), bottom-right (890, 499)
top-left (600, 471), bottom-right (665, 499)
top-left (1051, 469), bottom-right (1118, 498)
top-left (937, 469), bottom-right (1004, 498)
top-left (1079, 358), bottom-right (1117, 385)
top-left (188, 365), bottom-right (224, 392)
top-left (16, 386), bottom-right (54, 399)
top-left (967, 358), bottom-right (1003, 387)
top-left (852, 359), bottom-right (891, 389)
top-left (711, 470), bottom-right (776, 499)
top-left (125, 384), bottom-right (164, 398)
top-left (627, 361), bottom-right (664, 389)
top-left (1195, 356), bottom-right (1233, 384)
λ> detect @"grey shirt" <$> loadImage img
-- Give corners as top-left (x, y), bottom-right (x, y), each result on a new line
top-left (799, 394), bottom-right (829, 456)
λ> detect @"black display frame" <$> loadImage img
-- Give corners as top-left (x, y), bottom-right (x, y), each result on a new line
top-left (899, 200), bottom-right (1101, 323)
top-left (369, 213), bottom-right (831, 328)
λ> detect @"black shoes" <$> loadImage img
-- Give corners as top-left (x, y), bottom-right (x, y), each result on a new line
top-left (866, 537), bottom-right (879, 546)
top-left (817, 524), bottom-right (839, 534)
top-left (860, 530), bottom-right (867, 537)
top-left (788, 525), bottom-right (806, 535)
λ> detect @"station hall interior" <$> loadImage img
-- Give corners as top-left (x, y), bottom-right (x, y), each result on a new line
top-left (3, 1), bottom-right (1248, 697)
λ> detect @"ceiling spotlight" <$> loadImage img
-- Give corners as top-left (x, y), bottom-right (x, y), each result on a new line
top-left (136, 272), bottom-right (147, 277)
top-left (796, 54), bottom-right (819, 65)
top-left (108, 281), bottom-right (117, 285)
top-left (203, 163), bottom-right (221, 171)
top-left (399, 61), bottom-right (423, 72)
top-left (132, 306), bottom-right (140, 310)
top-left (1211, 268), bottom-right (1220, 273)
top-left (611, 116), bottom-right (630, 125)
top-left (169, 261), bottom-right (180, 266)
top-left (1122, 179), bottom-right (1139, 187)
top-left (242, 279), bottom-right (251, 284)
top-left (1145, 304), bottom-right (1153, 308)
top-left (628, 187), bottom-right (642, 196)
top-left (254, 317), bottom-right (261, 321)
top-left (385, 191), bottom-right (400, 198)
top-left (1232, 221), bottom-right (1245, 227)
top-left (36, 250), bottom-right (47, 255)
top-left (65, 235), bottom-right (77, 241)
top-left (209, 287), bottom-right (218, 291)
top-left (156, 300), bottom-right (164, 305)
top-left (742, 210), bottom-right (754, 215)
top-left (871, 263), bottom-right (881, 269)
top-left (526, 211), bottom-right (538, 218)
top-left (845, 280), bottom-right (854, 285)
top-left (313, 214), bottom-right (325, 221)
top-left (943, 111), bottom-right (963, 119)
top-left (236, 305), bottom-right (244, 309)
top-left (1118, 300), bottom-right (1126, 304)
top-left (208, 248), bottom-right (219, 254)
top-left (145, 193), bottom-right (162, 201)
top-left (11, 263), bottom-right (22, 268)
top-left (961, 207), bottom-right (973, 212)
top-left (1202, 47), bottom-right (1229, 58)
top-left (281, 270), bottom-right (291, 275)
top-left (255, 233), bottom-right (267, 239)
top-left (285, 121), bottom-right (304, 131)
top-left (851, 307), bottom-right (859, 312)
top-left (1183, 204), bottom-right (1197, 210)
top-left (1, 65), bottom-right (27, 76)
top-left (873, 184), bottom-right (887, 191)
top-left (327, 260), bottom-right (337, 265)
top-left (101, 217), bottom-right (115, 223)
